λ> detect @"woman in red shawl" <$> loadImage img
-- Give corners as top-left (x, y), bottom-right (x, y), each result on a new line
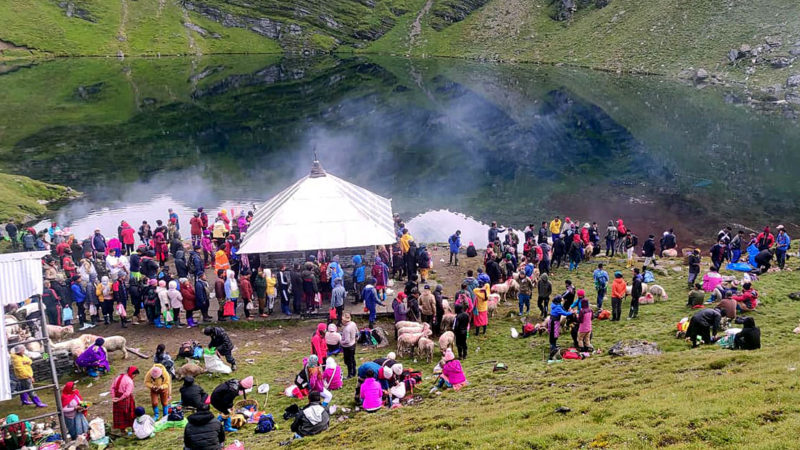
top-left (111, 366), bottom-right (139, 431)
top-left (310, 323), bottom-right (327, 363)
top-left (62, 381), bottom-right (89, 439)
top-left (154, 232), bottom-right (168, 267)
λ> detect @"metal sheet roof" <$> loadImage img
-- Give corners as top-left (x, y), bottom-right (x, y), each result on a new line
top-left (238, 163), bottom-right (395, 254)
top-left (0, 251), bottom-right (49, 306)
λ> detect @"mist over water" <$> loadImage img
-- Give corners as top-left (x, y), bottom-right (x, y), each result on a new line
top-left (2, 55), bottom-right (799, 244)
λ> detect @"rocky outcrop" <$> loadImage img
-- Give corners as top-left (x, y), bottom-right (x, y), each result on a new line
top-left (183, 2), bottom-right (289, 40)
top-left (430, 0), bottom-right (491, 31)
top-left (608, 340), bottom-right (661, 357)
top-left (183, 22), bottom-right (221, 39)
top-left (54, 1), bottom-right (96, 23)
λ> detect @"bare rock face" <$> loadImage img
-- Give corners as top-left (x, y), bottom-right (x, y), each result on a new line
top-left (608, 340), bottom-right (661, 357)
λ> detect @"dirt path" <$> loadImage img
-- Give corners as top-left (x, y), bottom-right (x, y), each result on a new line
top-left (182, 9), bottom-right (201, 56)
top-left (117, 0), bottom-right (129, 56)
top-left (408, 0), bottom-right (433, 51)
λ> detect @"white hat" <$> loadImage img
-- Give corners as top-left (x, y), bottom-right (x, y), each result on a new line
top-left (381, 367), bottom-right (393, 379)
top-left (392, 363), bottom-right (404, 376)
top-left (386, 352), bottom-right (396, 360)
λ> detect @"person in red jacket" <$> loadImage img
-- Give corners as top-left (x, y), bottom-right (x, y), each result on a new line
top-left (756, 226), bottom-right (775, 251)
top-left (180, 278), bottom-right (197, 327)
top-left (62, 250), bottom-right (77, 278)
top-left (154, 232), bottom-right (168, 267)
top-left (238, 272), bottom-right (254, 320)
top-left (310, 323), bottom-right (327, 363)
top-left (732, 282), bottom-right (758, 311)
top-left (189, 212), bottom-right (204, 247)
top-left (120, 222), bottom-right (136, 255)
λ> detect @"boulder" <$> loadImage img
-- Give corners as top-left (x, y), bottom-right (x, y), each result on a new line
top-left (608, 340), bottom-right (661, 357)
top-left (765, 36), bottom-right (782, 47)
top-left (786, 92), bottom-right (800, 105)
top-left (728, 49), bottom-right (740, 63)
top-left (694, 68), bottom-right (709, 81)
top-left (787, 74), bottom-right (800, 87)
top-left (770, 57), bottom-right (794, 69)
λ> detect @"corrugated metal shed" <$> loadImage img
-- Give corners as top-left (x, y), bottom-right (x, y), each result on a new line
top-left (239, 161), bottom-right (395, 254)
top-left (0, 250), bottom-right (48, 401)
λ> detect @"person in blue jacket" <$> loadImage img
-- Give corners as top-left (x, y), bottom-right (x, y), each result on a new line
top-left (548, 296), bottom-right (573, 360)
top-left (775, 226), bottom-right (791, 270)
top-left (351, 255), bottom-right (366, 304)
top-left (361, 278), bottom-right (384, 329)
top-left (328, 255), bottom-right (344, 289)
top-left (70, 276), bottom-right (94, 330)
top-left (448, 230), bottom-right (462, 266)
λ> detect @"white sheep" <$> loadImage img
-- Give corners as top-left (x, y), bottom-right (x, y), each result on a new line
top-left (102, 335), bottom-right (128, 359)
top-left (46, 325), bottom-right (75, 342)
top-left (441, 299), bottom-right (453, 314)
top-left (438, 331), bottom-right (454, 355)
top-left (395, 320), bottom-right (421, 330)
top-left (487, 299), bottom-right (498, 317)
top-left (440, 313), bottom-right (455, 332)
top-left (416, 337), bottom-right (434, 363)
top-left (648, 284), bottom-right (668, 301)
top-left (397, 328), bottom-right (432, 358)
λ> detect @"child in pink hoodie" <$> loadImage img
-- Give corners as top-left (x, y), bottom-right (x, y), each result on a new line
top-left (433, 349), bottom-right (468, 392)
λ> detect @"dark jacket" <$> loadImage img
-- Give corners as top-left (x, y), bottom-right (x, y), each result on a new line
top-left (180, 377), bottom-right (208, 410)
top-left (485, 260), bottom-right (502, 285)
top-left (141, 256), bottom-right (159, 279)
top-left (688, 254), bottom-right (701, 274)
top-left (691, 308), bottom-right (722, 334)
top-left (290, 401), bottom-right (330, 437)
top-left (454, 311), bottom-right (470, 335)
top-left (643, 238), bottom-right (656, 257)
top-left (290, 271), bottom-right (304, 302)
top-left (537, 274), bottom-right (552, 298)
top-left (175, 251), bottom-right (189, 278)
top-left (195, 279), bottom-right (209, 309)
top-left (214, 279), bottom-right (226, 301)
top-left (210, 379), bottom-right (241, 414)
top-left (631, 276), bottom-right (643, 299)
top-left (184, 409), bottom-right (224, 450)
top-left (206, 327), bottom-right (233, 355)
top-left (733, 317), bottom-right (761, 350)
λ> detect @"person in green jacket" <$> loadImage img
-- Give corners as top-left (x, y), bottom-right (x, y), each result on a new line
top-left (686, 283), bottom-right (705, 307)
top-left (254, 267), bottom-right (268, 316)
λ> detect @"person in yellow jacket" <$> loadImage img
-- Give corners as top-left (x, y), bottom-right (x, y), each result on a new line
top-left (266, 269), bottom-right (277, 316)
top-left (399, 228), bottom-right (414, 254)
top-left (11, 345), bottom-right (47, 407)
top-left (472, 284), bottom-right (491, 336)
top-left (144, 364), bottom-right (171, 420)
top-left (549, 216), bottom-right (562, 239)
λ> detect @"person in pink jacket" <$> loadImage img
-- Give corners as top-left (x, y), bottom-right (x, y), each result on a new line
top-left (359, 369), bottom-right (384, 412)
top-left (432, 349), bottom-right (468, 392)
top-left (323, 357), bottom-right (342, 391)
top-left (577, 298), bottom-right (593, 352)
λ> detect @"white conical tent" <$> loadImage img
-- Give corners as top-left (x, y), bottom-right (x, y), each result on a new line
top-left (238, 162), bottom-right (395, 254)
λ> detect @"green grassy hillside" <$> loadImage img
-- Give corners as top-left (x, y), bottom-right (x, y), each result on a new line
top-left (5, 248), bottom-right (797, 448)
top-left (0, 172), bottom-right (76, 223)
top-left (2, 0), bottom-right (799, 86)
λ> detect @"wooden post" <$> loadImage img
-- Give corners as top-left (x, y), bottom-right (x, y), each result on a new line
top-left (37, 298), bottom-right (68, 441)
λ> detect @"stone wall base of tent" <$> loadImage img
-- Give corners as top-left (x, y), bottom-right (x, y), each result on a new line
top-left (257, 246), bottom-right (378, 291)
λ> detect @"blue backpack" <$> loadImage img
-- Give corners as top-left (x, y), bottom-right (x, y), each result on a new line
top-left (255, 414), bottom-right (275, 433)
top-left (643, 271), bottom-right (655, 283)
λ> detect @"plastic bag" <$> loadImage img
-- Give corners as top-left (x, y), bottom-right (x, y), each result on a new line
top-left (116, 303), bottom-right (127, 318)
top-left (88, 417), bottom-right (106, 441)
top-left (62, 306), bottom-right (73, 322)
top-left (224, 440), bottom-right (245, 450)
top-left (510, 327), bottom-right (519, 339)
top-left (163, 309), bottom-right (173, 323)
top-left (204, 352), bottom-right (232, 374)
top-left (88, 304), bottom-right (97, 316)
top-left (223, 301), bottom-right (235, 317)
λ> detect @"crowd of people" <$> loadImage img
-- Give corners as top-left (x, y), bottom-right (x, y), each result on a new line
top-left (4, 209), bottom-right (789, 449)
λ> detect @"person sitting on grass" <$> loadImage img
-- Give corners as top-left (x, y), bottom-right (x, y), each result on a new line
top-left (184, 404), bottom-right (225, 450)
top-left (180, 376), bottom-right (208, 411)
top-left (732, 282), bottom-right (758, 312)
top-left (431, 348), bottom-right (468, 393)
top-left (290, 391), bottom-right (330, 439)
top-left (358, 369), bottom-right (385, 413)
top-left (687, 283), bottom-right (706, 308)
top-left (733, 317), bottom-right (761, 350)
top-left (132, 407), bottom-right (155, 440)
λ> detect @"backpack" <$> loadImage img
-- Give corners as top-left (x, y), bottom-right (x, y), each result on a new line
top-left (523, 322), bottom-right (535, 334)
top-left (178, 340), bottom-right (198, 358)
top-left (188, 254), bottom-right (197, 274)
top-left (22, 233), bottom-right (34, 250)
top-left (255, 414), bottom-right (276, 433)
top-left (167, 405), bottom-right (184, 421)
top-left (643, 271), bottom-right (655, 283)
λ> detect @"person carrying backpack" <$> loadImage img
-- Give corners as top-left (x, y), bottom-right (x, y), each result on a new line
top-left (448, 230), bottom-right (462, 266)
top-left (592, 263), bottom-right (609, 312)
top-left (417, 244), bottom-right (431, 283)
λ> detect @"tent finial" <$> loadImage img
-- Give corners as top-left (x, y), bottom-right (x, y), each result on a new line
top-left (310, 155), bottom-right (326, 178)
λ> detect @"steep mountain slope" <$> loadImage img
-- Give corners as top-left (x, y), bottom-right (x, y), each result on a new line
top-left (2, 0), bottom-right (798, 87)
